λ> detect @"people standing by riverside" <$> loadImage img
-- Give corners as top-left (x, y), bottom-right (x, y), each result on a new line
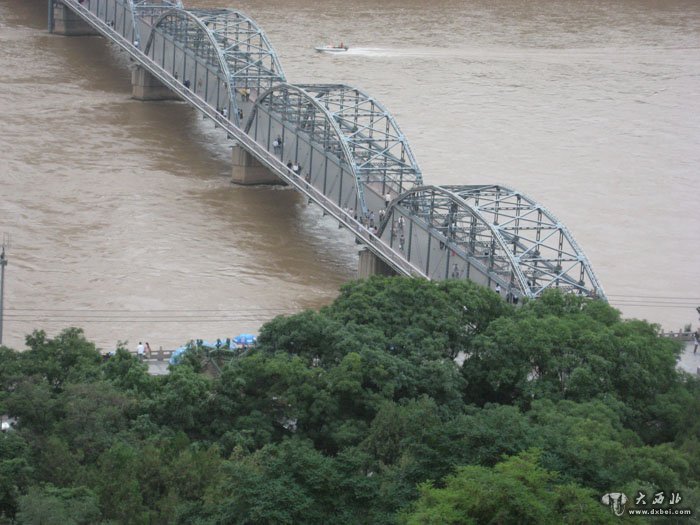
top-left (136, 341), bottom-right (145, 360)
top-left (694, 330), bottom-right (699, 354)
top-left (145, 342), bottom-right (152, 358)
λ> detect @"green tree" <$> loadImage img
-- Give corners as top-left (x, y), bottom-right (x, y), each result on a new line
top-left (0, 432), bottom-right (33, 520)
top-left (147, 365), bottom-right (213, 438)
top-left (102, 347), bottom-right (153, 394)
top-left (401, 451), bottom-right (618, 525)
top-left (327, 277), bottom-right (509, 360)
top-left (15, 485), bottom-right (100, 525)
top-left (93, 442), bottom-right (149, 523)
top-left (21, 328), bottom-right (102, 390)
top-left (461, 294), bottom-right (683, 421)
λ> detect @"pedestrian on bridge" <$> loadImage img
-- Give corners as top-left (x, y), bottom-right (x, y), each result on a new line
top-left (273, 136), bottom-right (282, 154)
top-left (385, 192), bottom-right (392, 207)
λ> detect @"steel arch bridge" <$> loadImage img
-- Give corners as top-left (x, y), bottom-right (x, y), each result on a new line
top-left (379, 185), bottom-right (605, 300)
top-left (47, 0), bottom-right (606, 301)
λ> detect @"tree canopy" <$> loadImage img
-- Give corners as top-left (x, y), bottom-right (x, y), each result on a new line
top-left (0, 277), bottom-right (697, 524)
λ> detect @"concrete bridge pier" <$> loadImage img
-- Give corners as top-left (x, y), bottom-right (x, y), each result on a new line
top-left (131, 67), bottom-right (180, 101)
top-left (50, 1), bottom-right (99, 36)
top-left (231, 145), bottom-right (282, 185)
top-left (357, 248), bottom-right (396, 278)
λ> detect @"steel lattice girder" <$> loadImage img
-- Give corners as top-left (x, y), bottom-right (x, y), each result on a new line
top-left (249, 82), bottom-right (369, 211)
top-left (185, 9), bottom-right (286, 90)
top-left (296, 84), bottom-right (423, 196)
top-left (385, 185), bottom-right (605, 299)
top-left (127, 1), bottom-right (182, 45)
top-left (146, 8), bottom-right (285, 93)
top-left (147, 11), bottom-right (225, 67)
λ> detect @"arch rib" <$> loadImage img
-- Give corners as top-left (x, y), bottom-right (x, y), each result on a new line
top-left (144, 8), bottom-right (238, 122)
top-left (247, 82), bottom-right (370, 213)
top-left (185, 9), bottom-right (286, 92)
top-left (386, 185), bottom-right (605, 299)
top-left (446, 184), bottom-right (606, 299)
top-left (126, 1), bottom-right (183, 48)
top-left (297, 84), bottom-right (423, 196)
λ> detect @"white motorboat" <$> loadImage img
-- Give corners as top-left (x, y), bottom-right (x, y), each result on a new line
top-left (315, 44), bottom-right (348, 53)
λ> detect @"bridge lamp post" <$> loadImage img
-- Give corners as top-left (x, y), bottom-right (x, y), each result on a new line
top-left (0, 240), bottom-right (7, 346)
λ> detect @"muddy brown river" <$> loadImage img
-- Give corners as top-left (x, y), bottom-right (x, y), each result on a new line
top-left (1, 0), bottom-right (698, 350)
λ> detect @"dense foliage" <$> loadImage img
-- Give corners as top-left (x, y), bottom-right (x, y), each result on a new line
top-left (0, 277), bottom-right (698, 524)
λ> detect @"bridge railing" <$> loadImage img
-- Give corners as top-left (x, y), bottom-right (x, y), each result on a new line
top-left (60, 0), bottom-right (427, 278)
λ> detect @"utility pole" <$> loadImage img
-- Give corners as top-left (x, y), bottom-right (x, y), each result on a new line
top-left (0, 234), bottom-right (8, 346)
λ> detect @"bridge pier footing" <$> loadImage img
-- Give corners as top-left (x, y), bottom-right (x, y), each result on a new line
top-left (231, 145), bottom-right (283, 185)
top-left (50, 1), bottom-right (99, 36)
top-left (131, 67), bottom-right (180, 101)
top-left (357, 248), bottom-right (396, 278)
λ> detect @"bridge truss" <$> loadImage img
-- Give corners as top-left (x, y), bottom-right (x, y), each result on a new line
top-left (380, 185), bottom-right (605, 300)
top-left (49, 0), bottom-right (606, 300)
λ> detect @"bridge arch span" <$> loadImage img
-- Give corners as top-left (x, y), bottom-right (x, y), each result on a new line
top-left (143, 7), bottom-right (286, 126)
top-left (144, 8), bottom-right (239, 122)
top-left (246, 82), bottom-right (370, 212)
top-left (246, 83), bottom-right (424, 215)
top-left (297, 84), bottom-right (423, 197)
top-left (380, 184), bottom-right (605, 300)
top-left (185, 8), bottom-right (286, 94)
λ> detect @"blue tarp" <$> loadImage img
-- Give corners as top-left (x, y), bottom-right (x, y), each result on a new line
top-left (169, 345), bottom-right (189, 365)
top-left (234, 333), bottom-right (257, 345)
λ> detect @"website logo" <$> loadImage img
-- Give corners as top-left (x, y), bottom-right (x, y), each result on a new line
top-left (601, 492), bottom-right (628, 517)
